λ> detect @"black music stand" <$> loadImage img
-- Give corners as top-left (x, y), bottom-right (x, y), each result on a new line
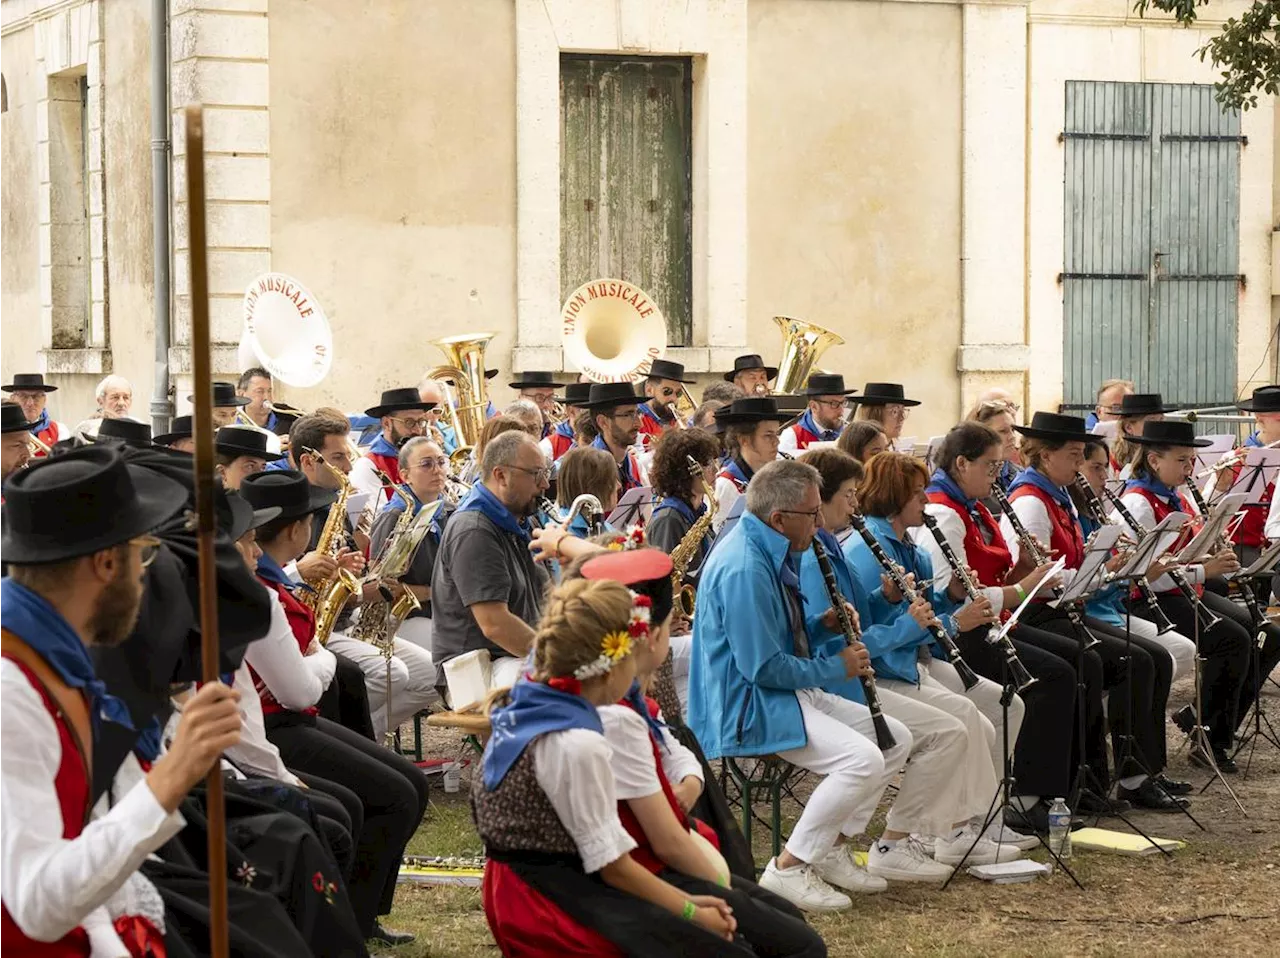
top-left (607, 487), bottom-right (656, 529)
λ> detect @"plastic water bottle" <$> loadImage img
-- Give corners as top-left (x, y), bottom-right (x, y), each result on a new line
top-left (1047, 797), bottom-right (1072, 860)
top-left (443, 761), bottom-right (461, 793)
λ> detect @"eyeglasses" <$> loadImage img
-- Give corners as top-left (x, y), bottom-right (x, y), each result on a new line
top-left (814, 399), bottom-right (846, 411)
top-left (130, 534), bottom-right (163, 568)
top-left (777, 506), bottom-right (821, 524)
top-left (971, 458), bottom-right (1006, 476)
top-left (506, 464), bottom-right (552, 483)
top-left (388, 416), bottom-right (430, 430)
top-left (656, 387), bottom-right (680, 398)
top-left (884, 405), bottom-right (909, 421)
top-left (610, 410), bottom-right (639, 422)
top-left (413, 457), bottom-right (450, 470)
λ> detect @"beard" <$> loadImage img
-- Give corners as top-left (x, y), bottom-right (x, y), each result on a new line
top-left (88, 566), bottom-right (144, 648)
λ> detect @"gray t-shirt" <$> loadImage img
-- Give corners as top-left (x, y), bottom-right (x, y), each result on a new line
top-left (430, 508), bottom-right (550, 666)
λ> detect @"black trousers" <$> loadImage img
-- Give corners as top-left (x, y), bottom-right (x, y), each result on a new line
top-left (319, 652), bottom-right (376, 741)
top-left (267, 715), bottom-right (428, 936)
top-left (955, 625), bottom-right (1077, 798)
top-left (297, 771), bottom-right (363, 880)
top-left (659, 870), bottom-right (826, 958)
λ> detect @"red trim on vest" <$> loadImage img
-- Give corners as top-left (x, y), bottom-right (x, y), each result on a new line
top-left (32, 423), bottom-right (60, 457)
top-left (787, 423), bottom-right (821, 452)
top-left (1008, 485), bottom-right (1085, 570)
top-left (1126, 487), bottom-right (1204, 595)
top-left (716, 470), bottom-right (747, 493)
top-left (548, 432), bottom-right (575, 461)
top-left (926, 492), bottom-right (1013, 588)
top-left (253, 579), bottom-right (320, 717)
top-left (367, 451), bottom-right (401, 500)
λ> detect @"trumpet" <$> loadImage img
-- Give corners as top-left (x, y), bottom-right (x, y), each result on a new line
top-left (26, 431), bottom-right (51, 456)
top-left (1195, 438), bottom-right (1280, 479)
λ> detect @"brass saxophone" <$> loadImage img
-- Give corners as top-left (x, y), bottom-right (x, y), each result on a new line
top-left (669, 456), bottom-right (718, 616)
top-left (300, 446), bottom-right (362, 645)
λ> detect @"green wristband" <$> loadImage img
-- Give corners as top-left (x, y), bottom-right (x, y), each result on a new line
top-left (682, 900), bottom-right (696, 920)
top-left (1014, 583), bottom-right (1027, 602)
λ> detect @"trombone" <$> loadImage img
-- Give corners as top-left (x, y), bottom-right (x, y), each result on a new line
top-left (1167, 405), bottom-right (1255, 425)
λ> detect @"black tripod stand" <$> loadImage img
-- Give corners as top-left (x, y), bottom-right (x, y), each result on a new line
top-left (1231, 570), bottom-right (1280, 777)
top-left (940, 655), bottom-right (1082, 890)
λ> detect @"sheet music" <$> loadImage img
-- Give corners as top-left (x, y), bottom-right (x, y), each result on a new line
top-left (606, 486), bottom-right (656, 528)
top-left (1221, 448), bottom-right (1280, 506)
top-left (1175, 492), bottom-right (1246, 563)
top-left (1195, 434), bottom-right (1236, 476)
top-left (991, 557), bottom-right (1066, 642)
top-left (1053, 526), bottom-right (1123, 605)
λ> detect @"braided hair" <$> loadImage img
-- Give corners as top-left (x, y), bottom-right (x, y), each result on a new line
top-left (528, 578), bottom-right (636, 683)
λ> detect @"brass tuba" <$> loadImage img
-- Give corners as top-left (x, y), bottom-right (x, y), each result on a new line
top-left (772, 316), bottom-right (844, 395)
top-left (425, 332), bottom-right (495, 462)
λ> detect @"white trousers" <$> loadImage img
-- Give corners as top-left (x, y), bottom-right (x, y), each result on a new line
top-left (1125, 613), bottom-right (1197, 682)
top-left (396, 616), bottom-right (433, 653)
top-left (489, 655), bottom-right (527, 691)
top-left (668, 632), bottom-right (693, 715)
top-left (327, 633), bottom-right (440, 740)
top-left (878, 674), bottom-right (995, 831)
top-left (926, 659), bottom-right (1025, 778)
top-left (776, 688), bottom-right (912, 864)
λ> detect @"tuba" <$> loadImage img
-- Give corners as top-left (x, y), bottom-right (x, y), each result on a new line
top-left (560, 278), bottom-right (667, 384)
top-left (425, 333), bottom-right (494, 463)
top-left (772, 316), bottom-right (844, 395)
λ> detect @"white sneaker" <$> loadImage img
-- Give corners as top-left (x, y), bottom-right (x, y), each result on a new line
top-left (867, 838), bottom-right (954, 883)
top-left (978, 818), bottom-right (1040, 852)
top-left (814, 845), bottom-right (888, 894)
top-left (909, 833), bottom-right (937, 857)
top-left (758, 858), bottom-right (852, 912)
top-left (934, 824), bottom-right (1023, 866)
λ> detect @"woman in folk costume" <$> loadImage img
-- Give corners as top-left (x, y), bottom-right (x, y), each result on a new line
top-left (849, 383), bottom-right (919, 448)
top-left (835, 419), bottom-right (889, 465)
top-left (1107, 393), bottom-right (1177, 477)
top-left (711, 398), bottom-right (785, 530)
top-left (473, 574), bottom-right (750, 958)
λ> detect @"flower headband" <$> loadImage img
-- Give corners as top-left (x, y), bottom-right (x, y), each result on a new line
top-left (572, 592), bottom-right (651, 680)
top-left (604, 524), bottom-right (647, 552)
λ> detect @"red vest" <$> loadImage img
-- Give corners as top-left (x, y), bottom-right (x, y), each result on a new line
top-left (1, 644), bottom-right (92, 956)
top-left (1008, 484), bottom-right (1085, 570)
top-left (716, 469), bottom-right (747, 493)
top-left (367, 451), bottom-right (401, 501)
top-left (253, 579), bottom-right (320, 717)
top-left (636, 404), bottom-right (672, 444)
top-left (926, 492), bottom-right (1013, 589)
top-left (548, 431), bottom-right (575, 461)
top-left (1219, 458), bottom-right (1273, 549)
top-left (786, 423), bottom-right (821, 452)
top-left (32, 422), bottom-right (60, 458)
top-left (1125, 487), bottom-right (1203, 595)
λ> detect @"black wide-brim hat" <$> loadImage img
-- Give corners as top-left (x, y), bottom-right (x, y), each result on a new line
top-left (584, 382), bottom-right (642, 410)
top-left (218, 488), bottom-right (282, 541)
top-left (1126, 419), bottom-right (1212, 448)
top-left (188, 381), bottom-right (249, 408)
top-left (647, 359), bottom-right (695, 384)
top-left (485, 369), bottom-right (499, 380)
top-left (94, 418), bottom-right (157, 449)
top-left (723, 354), bottom-right (778, 383)
top-left (1014, 411), bottom-right (1090, 442)
top-left (556, 382), bottom-right (594, 407)
top-left (1, 403), bottom-right (37, 433)
top-left (851, 382), bottom-right (920, 407)
top-left (1108, 392), bottom-right (1178, 417)
top-left (366, 387), bottom-right (436, 418)
top-left (239, 468), bottom-right (337, 521)
top-left (154, 415), bottom-right (194, 446)
top-left (1237, 385), bottom-right (1280, 413)
top-left (715, 396), bottom-right (783, 425)
top-left (509, 371), bottom-right (569, 389)
top-left (1, 445), bottom-right (189, 563)
top-left (2, 372), bottom-right (57, 393)
top-left (215, 425), bottom-right (286, 461)
top-left (802, 373), bottom-right (858, 397)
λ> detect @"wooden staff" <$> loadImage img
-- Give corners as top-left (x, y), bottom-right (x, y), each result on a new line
top-left (183, 104), bottom-right (230, 958)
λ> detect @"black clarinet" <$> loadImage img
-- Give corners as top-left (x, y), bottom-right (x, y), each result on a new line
top-left (810, 537), bottom-right (897, 750)
top-left (848, 513), bottom-right (980, 690)
top-left (1100, 484), bottom-right (1222, 633)
top-left (1184, 481), bottom-right (1259, 630)
top-left (1073, 474), bottom-right (1176, 634)
top-left (988, 483), bottom-right (1100, 649)
top-left (919, 513), bottom-right (1037, 693)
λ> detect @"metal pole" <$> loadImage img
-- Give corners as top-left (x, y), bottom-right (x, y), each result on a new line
top-left (149, 0), bottom-right (173, 435)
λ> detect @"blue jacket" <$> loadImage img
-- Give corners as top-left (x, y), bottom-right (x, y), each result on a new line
top-left (798, 529), bottom-right (869, 705)
top-left (687, 513), bottom-right (850, 759)
top-left (842, 515), bottom-right (959, 683)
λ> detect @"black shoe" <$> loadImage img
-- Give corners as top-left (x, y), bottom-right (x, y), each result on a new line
top-left (1171, 705), bottom-right (1198, 736)
top-left (369, 923), bottom-right (415, 946)
top-left (1077, 792), bottom-right (1131, 816)
top-left (1189, 744), bottom-right (1238, 775)
top-left (1156, 774), bottom-right (1193, 796)
top-left (1117, 779), bottom-right (1191, 812)
top-left (1005, 800), bottom-right (1083, 835)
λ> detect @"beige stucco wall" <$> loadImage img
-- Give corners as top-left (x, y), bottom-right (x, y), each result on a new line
top-left (746, 0), bottom-right (964, 437)
top-left (267, 0), bottom-right (519, 413)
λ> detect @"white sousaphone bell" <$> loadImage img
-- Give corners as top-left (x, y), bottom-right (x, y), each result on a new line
top-left (560, 277), bottom-right (668, 383)
top-left (238, 272), bottom-right (333, 388)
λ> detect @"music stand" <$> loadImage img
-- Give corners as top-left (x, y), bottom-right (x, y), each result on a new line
top-left (1214, 447), bottom-right (1280, 506)
top-left (1231, 539), bottom-right (1280, 776)
top-left (607, 486), bottom-right (656, 528)
top-left (1174, 492), bottom-right (1246, 565)
top-left (1195, 434), bottom-right (1237, 478)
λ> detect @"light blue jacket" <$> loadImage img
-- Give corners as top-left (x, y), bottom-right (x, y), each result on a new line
top-left (687, 513), bottom-right (850, 759)
top-left (842, 515), bottom-right (959, 684)
top-left (798, 529), bottom-right (869, 705)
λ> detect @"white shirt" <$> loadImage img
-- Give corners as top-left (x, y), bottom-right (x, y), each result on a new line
top-left (225, 659), bottom-right (302, 786)
top-left (348, 455), bottom-right (385, 502)
top-left (712, 475), bottom-right (744, 533)
top-left (777, 425), bottom-right (802, 457)
top-left (1009, 494), bottom-right (1079, 589)
top-left (914, 503), bottom-right (1005, 615)
top-left (1, 661), bottom-right (185, 952)
top-left (243, 587), bottom-right (338, 712)
top-left (1112, 491), bottom-right (1206, 593)
top-left (1266, 486), bottom-right (1280, 541)
top-left (598, 705), bottom-right (703, 802)
top-left (531, 729), bottom-right (637, 874)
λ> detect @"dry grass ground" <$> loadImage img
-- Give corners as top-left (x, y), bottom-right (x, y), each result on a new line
top-left (384, 674), bottom-right (1280, 957)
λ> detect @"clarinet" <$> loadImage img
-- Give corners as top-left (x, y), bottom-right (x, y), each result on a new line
top-left (1073, 474), bottom-right (1176, 635)
top-left (848, 513), bottom-right (980, 690)
top-left (1184, 481), bottom-right (1259, 631)
top-left (1100, 484), bottom-right (1223, 633)
top-left (919, 513), bottom-right (1037, 693)
top-left (810, 537), bottom-right (897, 750)
top-left (988, 483), bottom-right (1100, 649)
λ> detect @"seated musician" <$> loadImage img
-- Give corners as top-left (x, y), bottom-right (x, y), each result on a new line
top-left (836, 452), bottom-right (1029, 866)
top-left (508, 371), bottom-right (568, 439)
top-left (1008, 413), bottom-right (1184, 810)
top-left (688, 459), bottom-right (914, 911)
top-left (849, 384), bottom-right (918, 448)
top-left (0, 447), bottom-right (242, 955)
top-left (778, 374), bottom-right (857, 455)
top-left (472, 576), bottom-right (742, 956)
top-left (196, 381), bottom-right (249, 428)
top-left (238, 470), bottom-right (427, 946)
top-left (1219, 385), bottom-right (1280, 582)
top-left (153, 415), bottom-right (195, 453)
top-left (73, 374), bottom-right (134, 439)
top-left (914, 424), bottom-right (1082, 832)
top-left (237, 366), bottom-right (300, 437)
top-left (416, 377), bottom-right (458, 454)
top-left (1108, 392), bottom-right (1176, 476)
top-left (964, 398), bottom-right (1022, 497)
top-left (712, 397), bottom-right (784, 529)
top-left (214, 425), bottom-right (286, 489)
top-left (541, 382), bottom-right (592, 462)
top-left (835, 419), bottom-right (889, 464)
top-left (1085, 378), bottom-right (1134, 432)
top-left (432, 430), bottom-right (553, 691)
top-left (349, 387), bottom-right (435, 500)
top-left (556, 446), bottom-right (620, 536)
top-left (637, 359), bottom-right (696, 443)
top-left (2, 372), bottom-right (66, 455)
top-left (724, 354), bottom-right (775, 396)
top-left (1, 402), bottom-right (34, 479)
top-left (1116, 419), bottom-right (1278, 775)
top-left (586, 383), bottom-right (647, 494)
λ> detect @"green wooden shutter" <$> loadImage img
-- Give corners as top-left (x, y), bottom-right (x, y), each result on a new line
top-left (560, 55), bottom-right (692, 346)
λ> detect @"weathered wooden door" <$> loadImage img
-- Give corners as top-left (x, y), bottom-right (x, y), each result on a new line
top-left (560, 55), bottom-right (693, 346)
top-left (1062, 81), bottom-right (1243, 412)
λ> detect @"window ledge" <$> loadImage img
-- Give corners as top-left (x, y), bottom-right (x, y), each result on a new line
top-left (513, 344), bottom-right (753, 376)
top-left (38, 347), bottom-right (112, 376)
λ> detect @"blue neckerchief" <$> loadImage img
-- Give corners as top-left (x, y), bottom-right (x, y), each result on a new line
top-left (926, 468), bottom-right (976, 510)
top-left (554, 420), bottom-right (575, 441)
top-left (624, 679), bottom-right (667, 748)
top-left (1008, 466), bottom-right (1072, 510)
top-left (483, 678), bottom-right (603, 790)
top-left (781, 551), bottom-right (805, 595)
top-left (256, 550), bottom-right (302, 590)
top-left (485, 400), bottom-right (498, 419)
top-left (264, 457), bottom-right (291, 472)
top-left (133, 717), bottom-right (163, 761)
top-left (652, 496), bottom-right (703, 524)
top-left (1084, 411), bottom-right (1100, 431)
top-left (456, 481), bottom-right (532, 542)
top-left (0, 578), bottom-right (135, 736)
top-left (1246, 431), bottom-right (1262, 448)
top-left (28, 408), bottom-right (51, 434)
top-left (265, 409), bottom-right (279, 432)
top-left (721, 456), bottom-right (751, 488)
top-left (1124, 476), bottom-right (1185, 512)
top-left (797, 409), bottom-right (839, 442)
top-left (592, 435), bottom-right (642, 489)
top-left (996, 459), bottom-right (1019, 492)
top-left (369, 433), bottom-right (399, 459)
top-left (638, 402), bottom-right (674, 429)
top-left (379, 487), bottom-right (444, 537)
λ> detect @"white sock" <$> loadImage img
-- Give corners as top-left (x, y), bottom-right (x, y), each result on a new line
top-left (1119, 774), bottom-right (1147, 790)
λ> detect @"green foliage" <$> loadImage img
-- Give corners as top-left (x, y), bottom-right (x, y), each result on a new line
top-left (1134, 0), bottom-right (1279, 110)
